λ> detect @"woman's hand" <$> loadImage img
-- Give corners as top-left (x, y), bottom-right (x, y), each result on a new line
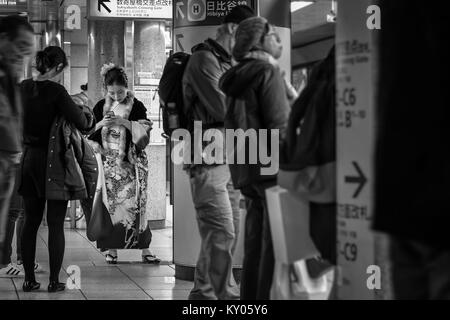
top-left (103, 116), bottom-right (131, 130)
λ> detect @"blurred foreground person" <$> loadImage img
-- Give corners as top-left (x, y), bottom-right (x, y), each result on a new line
top-left (0, 15), bottom-right (34, 270)
top-left (19, 46), bottom-right (95, 292)
top-left (374, 1), bottom-right (450, 300)
top-left (220, 17), bottom-right (290, 300)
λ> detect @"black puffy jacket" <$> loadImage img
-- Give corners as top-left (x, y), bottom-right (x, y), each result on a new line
top-left (45, 110), bottom-right (98, 201)
top-left (219, 53), bottom-right (290, 189)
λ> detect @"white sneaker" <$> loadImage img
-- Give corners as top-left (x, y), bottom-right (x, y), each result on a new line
top-left (17, 261), bottom-right (44, 273)
top-left (0, 263), bottom-right (25, 277)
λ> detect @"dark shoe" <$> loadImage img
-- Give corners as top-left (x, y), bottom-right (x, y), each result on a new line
top-left (142, 254), bottom-right (161, 264)
top-left (48, 281), bottom-right (65, 292)
top-left (22, 280), bottom-right (40, 292)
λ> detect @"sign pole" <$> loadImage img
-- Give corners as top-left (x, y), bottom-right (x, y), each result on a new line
top-left (336, 0), bottom-right (391, 299)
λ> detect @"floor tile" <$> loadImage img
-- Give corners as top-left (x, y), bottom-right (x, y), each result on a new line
top-left (146, 289), bottom-right (190, 300)
top-left (0, 278), bottom-right (17, 291)
top-left (0, 291), bottom-right (19, 300)
top-left (83, 289), bottom-right (151, 300)
top-left (118, 265), bottom-right (175, 277)
top-left (130, 276), bottom-right (194, 290)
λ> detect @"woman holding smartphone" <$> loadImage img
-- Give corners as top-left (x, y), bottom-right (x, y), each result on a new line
top-left (88, 64), bottom-right (160, 264)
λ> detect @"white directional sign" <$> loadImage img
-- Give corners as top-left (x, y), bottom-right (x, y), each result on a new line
top-left (336, 0), bottom-right (377, 299)
top-left (88, 0), bottom-right (173, 20)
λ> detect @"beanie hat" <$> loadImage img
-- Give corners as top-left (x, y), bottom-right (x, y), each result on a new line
top-left (233, 16), bottom-right (268, 61)
top-left (223, 5), bottom-right (255, 24)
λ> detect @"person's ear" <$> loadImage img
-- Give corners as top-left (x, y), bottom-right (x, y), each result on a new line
top-left (56, 63), bottom-right (64, 73)
top-left (226, 23), bottom-right (236, 35)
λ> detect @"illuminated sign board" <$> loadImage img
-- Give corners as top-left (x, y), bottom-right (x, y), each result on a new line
top-left (88, 0), bottom-right (173, 20)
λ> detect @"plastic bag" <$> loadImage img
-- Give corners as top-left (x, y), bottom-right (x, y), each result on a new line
top-left (271, 260), bottom-right (334, 300)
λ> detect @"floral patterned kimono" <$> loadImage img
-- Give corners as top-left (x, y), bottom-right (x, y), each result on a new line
top-left (88, 92), bottom-right (152, 250)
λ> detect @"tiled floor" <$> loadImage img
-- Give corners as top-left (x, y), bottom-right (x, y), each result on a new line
top-left (0, 222), bottom-right (193, 300)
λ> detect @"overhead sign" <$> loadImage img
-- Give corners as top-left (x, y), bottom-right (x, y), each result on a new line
top-left (88, 0), bottom-right (173, 20)
top-left (174, 0), bottom-right (256, 27)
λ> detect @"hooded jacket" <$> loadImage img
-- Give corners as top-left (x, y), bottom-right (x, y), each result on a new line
top-left (219, 51), bottom-right (290, 189)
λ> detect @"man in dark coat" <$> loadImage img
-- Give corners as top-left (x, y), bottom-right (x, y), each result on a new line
top-left (220, 16), bottom-right (290, 300)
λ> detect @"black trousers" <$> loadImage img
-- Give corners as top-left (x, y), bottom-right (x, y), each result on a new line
top-left (21, 197), bottom-right (68, 282)
top-left (240, 181), bottom-right (276, 300)
top-left (391, 237), bottom-right (450, 300)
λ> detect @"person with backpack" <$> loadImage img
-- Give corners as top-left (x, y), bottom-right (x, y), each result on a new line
top-left (219, 17), bottom-right (290, 300)
top-left (179, 5), bottom-right (255, 300)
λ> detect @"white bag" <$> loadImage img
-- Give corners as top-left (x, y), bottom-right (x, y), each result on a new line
top-left (265, 186), bottom-right (319, 264)
top-left (271, 260), bottom-right (334, 300)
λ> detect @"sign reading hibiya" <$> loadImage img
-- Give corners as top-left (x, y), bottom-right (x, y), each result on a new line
top-left (172, 0), bottom-right (256, 53)
top-left (174, 0), bottom-right (256, 27)
top-left (88, 0), bottom-right (173, 20)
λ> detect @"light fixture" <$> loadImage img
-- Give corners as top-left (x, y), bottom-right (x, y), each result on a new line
top-left (291, 1), bottom-right (314, 13)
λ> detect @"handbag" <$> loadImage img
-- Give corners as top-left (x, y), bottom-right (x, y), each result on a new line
top-left (85, 153), bottom-right (113, 241)
top-left (86, 185), bottom-right (113, 241)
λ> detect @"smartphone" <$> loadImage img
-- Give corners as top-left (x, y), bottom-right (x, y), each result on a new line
top-left (105, 111), bottom-right (114, 119)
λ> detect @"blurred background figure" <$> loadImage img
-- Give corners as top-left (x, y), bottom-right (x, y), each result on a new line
top-left (72, 83), bottom-right (93, 109)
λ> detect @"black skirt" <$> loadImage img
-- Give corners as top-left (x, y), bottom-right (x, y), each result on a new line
top-left (18, 146), bottom-right (47, 198)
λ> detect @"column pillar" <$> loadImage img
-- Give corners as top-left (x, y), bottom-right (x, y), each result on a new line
top-left (87, 20), bottom-right (125, 104)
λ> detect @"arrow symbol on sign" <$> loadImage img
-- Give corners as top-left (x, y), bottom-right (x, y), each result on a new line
top-left (176, 34), bottom-right (185, 52)
top-left (176, 2), bottom-right (185, 19)
top-left (98, 0), bottom-right (111, 13)
top-left (345, 161), bottom-right (367, 199)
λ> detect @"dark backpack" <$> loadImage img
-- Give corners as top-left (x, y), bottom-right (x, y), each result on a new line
top-left (158, 51), bottom-right (191, 137)
top-left (159, 43), bottom-right (222, 137)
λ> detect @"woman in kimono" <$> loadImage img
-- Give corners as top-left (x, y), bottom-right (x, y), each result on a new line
top-left (88, 64), bottom-right (160, 264)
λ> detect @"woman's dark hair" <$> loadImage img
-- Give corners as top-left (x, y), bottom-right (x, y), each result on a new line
top-left (104, 67), bottom-right (128, 88)
top-left (35, 46), bottom-right (68, 75)
top-left (80, 83), bottom-right (88, 91)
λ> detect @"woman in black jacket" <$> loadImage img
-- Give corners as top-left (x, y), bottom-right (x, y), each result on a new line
top-left (19, 46), bottom-right (94, 292)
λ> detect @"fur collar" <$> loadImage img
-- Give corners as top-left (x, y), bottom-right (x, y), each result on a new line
top-left (103, 90), bottom-right (135, 119)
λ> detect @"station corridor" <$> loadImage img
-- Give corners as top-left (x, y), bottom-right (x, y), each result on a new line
top-left (0, 224), bottom-right (194, 300)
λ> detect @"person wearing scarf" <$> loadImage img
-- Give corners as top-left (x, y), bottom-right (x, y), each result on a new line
top-left (87, 64), bottom-right (160, 265)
